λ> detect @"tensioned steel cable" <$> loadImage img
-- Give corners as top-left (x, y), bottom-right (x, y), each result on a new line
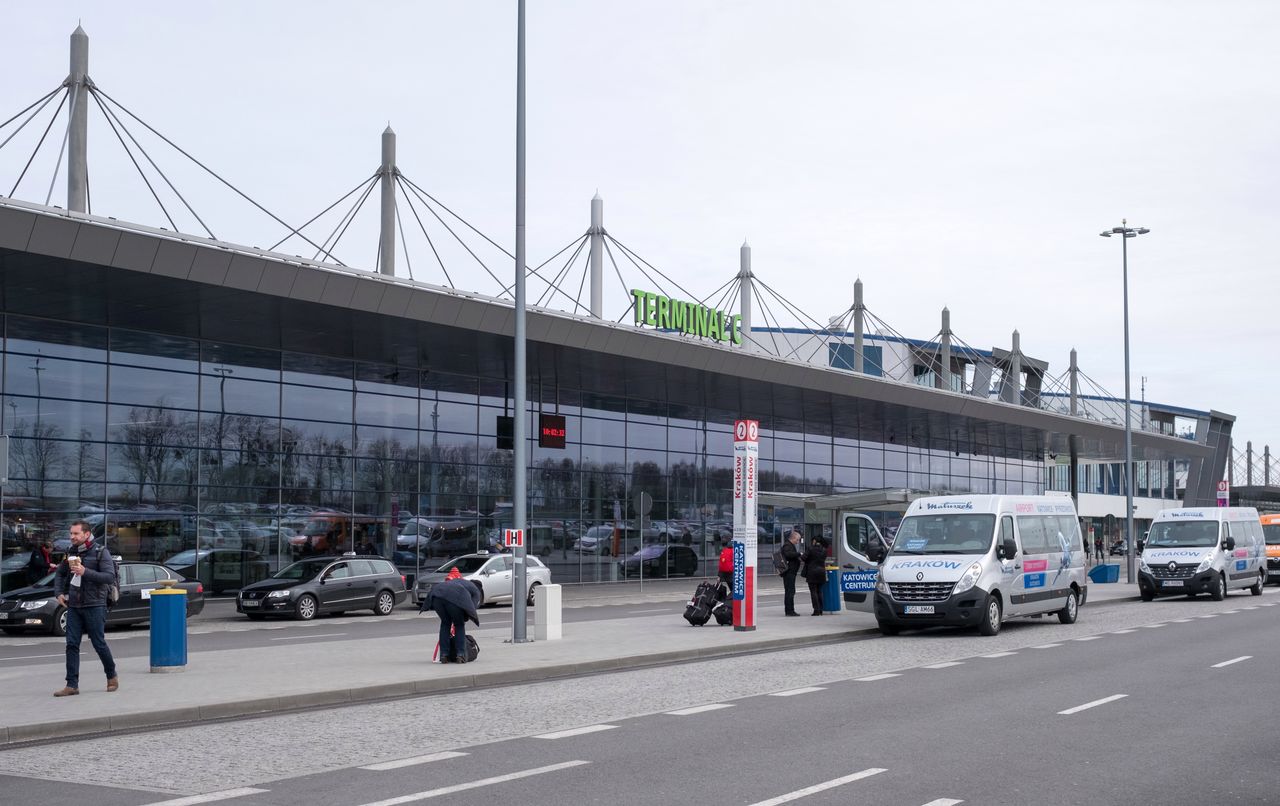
top-left (496, 232), bottom-right (593, 309)
top-left (535, 235), bottom-right (590, 311)
top-left (397, 179), bottom-right (454, 288)
top-left (606, 234), bottom-right (702, 303)
top-left (697, 274), bottom-right (736, 308)
top-left (604, 239), bottom-right (639, 324)
top-left (90, 89), bottom-right (216, 239)
top-left (398, 178), bottom-right (505, 293)
top-left (8, 90), bottom-right (67, 197)
top-left (318, 174), bottom-right (378, 264)
top-left (92, 87), bottom-right (178, 231)
top-left (43, 83), bottom-right (77, 207)
top-left (748, 278), bottom-right (785, 357)
top-left (607, 233), bottom-right (673, 301)
top-left (0, 85), bottom-right (63, 137)
top-left (92, 86), bottom-right (329, 258)
top-left (399, 175), bottom-right (515, 260)
top-left (269, 173), bottom-right (377, 252)
top-left (314, 175), bottom-right (375, 263)
top-left (393, 192), bottom-right (416, 282)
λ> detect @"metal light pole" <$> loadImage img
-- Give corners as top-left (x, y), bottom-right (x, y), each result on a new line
top-left (510, 0), bottom-right (530, 643)
top-left (1099, 220), bottom-right (1149, 584)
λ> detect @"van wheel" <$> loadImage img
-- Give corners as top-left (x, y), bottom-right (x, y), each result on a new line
top-left (1249, 571), bottom-right (1264, 596)
top-left (1210, 573), bottom-right (1226, 601)
top-left (374, 590), bottom-right (396, 615)
top-left (1140, 586), bottom-right (1155, 602)
top-left (1058, 590), bottom-right (1079, 624)
top-left (978, 594), bottom-right (1002, 636)
top-left (877, 620), bottom-right (899, 636)
top-left (294, 594), bottom-right (318, 620)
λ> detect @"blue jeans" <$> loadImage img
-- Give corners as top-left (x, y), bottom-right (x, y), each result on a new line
top-left (431, 600), bottom-right (467, 660)
top-left (65, 605), bottom-right (116, 689)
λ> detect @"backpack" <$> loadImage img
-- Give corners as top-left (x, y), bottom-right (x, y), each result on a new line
top-left (771, 546), bottom-right (788, 576)
top-left (98, 546), bottom-right (120, 609)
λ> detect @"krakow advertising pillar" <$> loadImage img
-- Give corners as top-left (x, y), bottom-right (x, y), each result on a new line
top-left (732, 420), bottom-right (759, 631)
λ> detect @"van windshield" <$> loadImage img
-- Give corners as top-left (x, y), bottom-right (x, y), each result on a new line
top-left (1146, 521), bottom-right (1218, 548)
top-left (888, 514), bottom-right (995, 556)
top-left (1264, 525), bottom-right (1280, 546)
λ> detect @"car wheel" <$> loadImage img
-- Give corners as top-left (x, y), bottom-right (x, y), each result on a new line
top-left (294, 594), bottom-right (318, 620)
top-left (978, 593), bottom-right (1002, 636)
top-left (601, 547), bottom-right (611, 557)
top-left (53, 607), bottom-right (67, 637)
top-left (246, 613), bottom-right (267, 621)
top-left (527, 582), bottom-right (540, 607)
top-left (1210, 572), bottom-right (1226, 601)
top-left (876, 620), bottom-right (899, 636)
top-left (374, 590), bottom-right (395, 616)
top-left (1058, 590), bottom-right (1079, 624)
top-left (1249, 571), bottom-right (1264, 596)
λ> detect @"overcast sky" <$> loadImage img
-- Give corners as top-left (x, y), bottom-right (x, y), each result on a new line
top-left (3, 2), bottom-right (1277, 469)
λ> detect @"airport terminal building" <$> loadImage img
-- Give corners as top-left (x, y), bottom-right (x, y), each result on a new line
top-left (0, 197), bottom-right (1232, 591)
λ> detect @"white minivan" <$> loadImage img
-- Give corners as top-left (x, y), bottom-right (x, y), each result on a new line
top-left (839, 495), bottom-right (1087, 637)
top-left (1137, 507), bottom-right (1266, 601)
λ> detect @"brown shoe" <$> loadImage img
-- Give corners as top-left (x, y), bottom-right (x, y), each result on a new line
top-left (106, 677), bottom-right (119, 692)
top-left (53, 687), bottom-right (79, 697)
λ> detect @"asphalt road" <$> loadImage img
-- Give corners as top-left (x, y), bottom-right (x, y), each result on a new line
top-left (1, 592), bottom-right (1275, 805)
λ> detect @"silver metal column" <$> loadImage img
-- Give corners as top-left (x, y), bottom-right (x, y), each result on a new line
top-left (511, 0), bottom-right (530, 643)
top-left (1000, 330), bottom-right (1022, 404)
top-left (589, 193), bottom-right (603, 317)
top-left (852, 278), bottom-right (865, 373)
top-left (1247, 441), bottom-right (1254, 487)
top-left (67, 25), bottom-right (89, 213)
top-left (379, 126), bottom-right (396, 276)
top-left (1069, 349), bottom-right (1079, 416)
top-left (739, 241), bottom-right (752, 345)
top-left (938, 307), bottom-right (952, 391)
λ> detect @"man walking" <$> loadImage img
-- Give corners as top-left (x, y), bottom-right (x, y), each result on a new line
top-left (781, 529), bottom-right (802, 617)
top-left (52, 520), bottom-right (118, 696)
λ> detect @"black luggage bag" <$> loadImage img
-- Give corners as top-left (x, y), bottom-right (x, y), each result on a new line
top-left (683, 580), bottom-right (721, 626)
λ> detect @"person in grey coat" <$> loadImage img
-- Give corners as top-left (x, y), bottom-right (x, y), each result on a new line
top-left (423, 577), bottom-right (481, 663)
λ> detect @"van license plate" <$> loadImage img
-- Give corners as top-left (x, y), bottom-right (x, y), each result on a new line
top-left (904, 605), bottom-right (935, 614)
top-left (1161, 580), bottom-right (1183, 587)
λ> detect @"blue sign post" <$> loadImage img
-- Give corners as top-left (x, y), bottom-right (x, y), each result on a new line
top-left (732, 541), bottom-right (745, 601)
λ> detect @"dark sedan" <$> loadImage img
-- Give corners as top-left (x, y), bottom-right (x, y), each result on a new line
top-left (0, 562), bottom-right (205, 636)
top-left (236, 555), bottom-right (407, 621)
top-left (619, 544), bottom-right (700, 578)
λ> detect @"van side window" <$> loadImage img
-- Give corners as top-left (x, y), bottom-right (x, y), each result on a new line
top-left (1016, 516), bottom-right (1050, 554)
top-left (1000, 516), bottom-right (1015, 546)
top-left (845, 516), bottom-right (872, 556)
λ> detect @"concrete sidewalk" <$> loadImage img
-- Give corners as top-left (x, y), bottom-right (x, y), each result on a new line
top-left (0, 578), bottom-right (1141, 746)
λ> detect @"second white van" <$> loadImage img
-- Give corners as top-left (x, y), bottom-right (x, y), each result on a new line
top-left (1138, 507), bottom-right (1266, 601)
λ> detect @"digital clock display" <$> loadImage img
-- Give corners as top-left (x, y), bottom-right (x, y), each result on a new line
top-left (539, 414), bottom-right (567, 449)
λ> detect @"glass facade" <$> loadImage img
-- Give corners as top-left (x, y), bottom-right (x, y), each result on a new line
top-left (0, 311), bottom-right (1048, 595)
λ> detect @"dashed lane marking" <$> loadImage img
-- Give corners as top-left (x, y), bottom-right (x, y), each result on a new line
top-left (1211, 656), bottom-right (1252, 669)
top-left (980, 652), bottom-right (1016, 658)
top-left (1170, 619), bottom-right (1192, 623)
top-left (770, 686), bottom-right (827, 697)
top-left (855, 673), bottom-right (901, 681)
top-left (1112, 629), bottom-right (1137, 634)
top-left (1142, 624), bottom-right (1166, 629)
top-left (1058, 694), bottom-right (1127, 715)
top-left (360, 751), bottom-right (468, 771)
top-left (920, 800), bottom-right (964, 806)
top-left (666, 703), bottom-right (734, 716)
top-left (1031, 644), bottom-right (1062, 649)
top-left (354, 760), bottom-right (590, 805)
top-left (747, 768), bottom-right (888, 806)
top-left (922, 662), bottom-right (964, 669)
top-left (139, 788), bottom-right (270, 806)
top-left (270, 633), bottom-right (347, 641)
top-left (1072, 636), bottom-right (1102, 641)
top-left (534, 725), bottom-right (618, 740)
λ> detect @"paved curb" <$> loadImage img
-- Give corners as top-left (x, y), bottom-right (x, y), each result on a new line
top-left (0, 624), bottom-right (875, 747)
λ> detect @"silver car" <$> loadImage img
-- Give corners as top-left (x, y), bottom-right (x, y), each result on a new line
top-left (414, 552), bottom-right (551, 607)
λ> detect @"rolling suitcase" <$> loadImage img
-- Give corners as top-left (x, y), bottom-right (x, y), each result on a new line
top-left (712, 601), bottom-right (732, 625)
top-left (683, 580), bottom-right (720, 626)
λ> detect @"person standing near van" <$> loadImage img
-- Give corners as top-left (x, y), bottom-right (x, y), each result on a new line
top-left (781, 530), bottom-right (802, 616)
top-left (52, 521), bottom-right (118, 696)
top-left (801, 534), bottom-right (828, 616)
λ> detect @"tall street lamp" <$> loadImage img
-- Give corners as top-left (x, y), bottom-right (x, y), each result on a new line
top-left (1099, 219), bottom-right (1149, 584)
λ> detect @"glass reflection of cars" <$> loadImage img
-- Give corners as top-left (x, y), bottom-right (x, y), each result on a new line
top-left (0, 563), bottom-right (204, 636)
top-left (414, 552), bottom-right (550, 607)
top-left (619, 544), bottom-right (699, 578)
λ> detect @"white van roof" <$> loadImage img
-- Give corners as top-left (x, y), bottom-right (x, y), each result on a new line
top-left (906, 494), bottom-right (1079, 517)
top-left (1154, 507), bottom-right (1259, 523)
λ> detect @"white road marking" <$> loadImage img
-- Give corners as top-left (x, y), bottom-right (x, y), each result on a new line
top-left (1031, 644), bottom-right (1062, 649)
top-left (1058, 694), bottom-right (1127, 715)
top-left (1170, 619), bottom-right (1192, 623)
top-left (981, 652), bottom-right (1016, 658)
top-left (1142, 624), bottom-right (1166, 629)
top-left (139, 788), bottom-right (270, 806)
top-left (1223, 610), bottom-right (1239, 614)
top-left (922, 661), bottom-right (964, 669)
top-left (355, 760), bottom-right (590, 805)
top-left (855, 673), bottom-right (901, 681)
top-left (0, 653), bottom-right (64, 661)
top-left (920, 799), bottom-right (964, 806)
top-left (1198, 614), bottom-right (1218, 619)
top-left (1241, 606), bottom-right (1258, 611)
top-left (1211, 656), bottom-right (1252, 669)
top-left (270, 633), bottom-right (347, 641)
top-left (666, 703), bottom-right (734, 716)
top-left (1073, 636), bottom-right (1102, 641)
top-left (360, 751), bottom-right (467, 771)
top-left (771, 686), bottom-right (827, 697)
top-left (627, 608), bottom-right (671, 615)
top-left (747, 768), bottom-right (888, 806)
top-left (534, 724), bottom-right (618, 740)
top-left (1112, 629), bottom-right (1137, 634)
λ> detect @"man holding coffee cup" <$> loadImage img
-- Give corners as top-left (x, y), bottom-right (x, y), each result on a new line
top-left (52, 520), bottom-right (118, 697)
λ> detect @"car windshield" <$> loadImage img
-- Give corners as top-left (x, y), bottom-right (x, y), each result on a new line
top-left (1264, 524), bottom-right (1280, 546)
top-left (272, 560), bottom-right (329, 581)
top-left (888, 514), bottom-right (996, 556)
top-left (437, 556), bottom-right (489, 574)
top-left (1146, 520), bottom-right (1219, 548)
top-left (164, 550), bottom-right (206, 566)
top-left (1, 552), bottom-right (31, 570)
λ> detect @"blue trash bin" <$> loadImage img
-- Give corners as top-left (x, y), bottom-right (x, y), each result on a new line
top-left (822, 567), bottom-right (842, 613)
top-left (1088, 563), bottom-right (1120, 584)
top-left (149, 584), bottom-right (187, 673)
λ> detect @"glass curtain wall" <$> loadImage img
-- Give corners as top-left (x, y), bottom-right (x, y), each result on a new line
top-left (0, 313), bottom-right (1047, 595)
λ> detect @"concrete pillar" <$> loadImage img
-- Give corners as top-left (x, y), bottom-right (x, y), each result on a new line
top-left (589, 193), bottom-right (603, 317)
top-left (1069, 348), bottom-right (1079, 416)
top-left (1000, 330), bottom-right (1022, 404)
top-left (739, 241), bottom-right (752, 344)
top-left (1247, 441), bottom-right (1254, 487)
top-left (853, 278), bottom-right (865, 373)
top-left (379, 126), bottom-right (396, 276)
top-left (938, 307), bottom-right (952, 391)
top-left (533, 583), bottom-right (562, 640)
top-left (67, 25), bottom-right (89, 214)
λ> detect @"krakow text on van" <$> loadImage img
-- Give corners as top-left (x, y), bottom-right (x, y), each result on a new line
top-left (1137, 507), bottom-right (1266, 601)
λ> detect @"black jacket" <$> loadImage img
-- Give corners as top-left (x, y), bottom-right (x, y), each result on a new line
top-left (52, 541), bottom-right (116, 608)
top-left (780, 540), bottom-right (801, 575)
top-left (26, 547), bottom-right (53, 586)
top-left (801, 544), bottom-right (828, 584)
top-left (423, 578), bottom-right (481, 626)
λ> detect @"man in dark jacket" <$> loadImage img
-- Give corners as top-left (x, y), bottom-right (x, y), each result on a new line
top-left (423, 577), bottom-right (481, 663)
top-left (26, 538), bottom-right (55, 586)
top-left (781, 530), bottom-right (802, 616)
top-left (52, 520), bottom-right (118, 696)
top-left (801, 536), bottom-right (829, 616)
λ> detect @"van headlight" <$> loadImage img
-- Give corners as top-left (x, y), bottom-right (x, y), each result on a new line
top-left (1139, 558), bottom-right (1151, 573)
top-left (1195, 556), bottom-right (1213, 573)
top-left (876, 579), bottom-right (889, 596)
top-left (952, 562), bottom-right (983, 595)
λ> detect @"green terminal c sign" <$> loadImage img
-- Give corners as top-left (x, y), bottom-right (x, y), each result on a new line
top-left (630, 289), bottom-right (743, 346)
